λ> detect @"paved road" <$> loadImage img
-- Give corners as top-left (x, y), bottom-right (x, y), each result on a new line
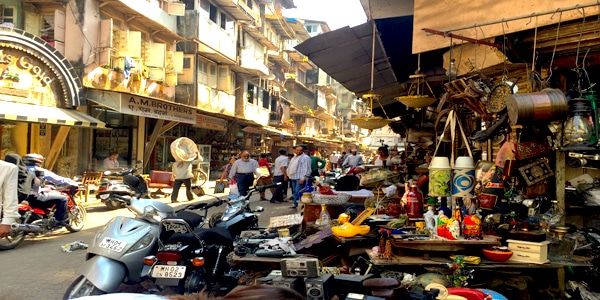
top-left (0, 182), bottom-right (295, 300)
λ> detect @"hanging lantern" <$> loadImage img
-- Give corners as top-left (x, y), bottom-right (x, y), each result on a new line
top-left (349, 93), bottom-right (392, 130)
top-left (561, 98), bottom-right (597, 153)
top-left (395, 53), bottom-right (436, 109)
top-left (348, 20), bottom-right (392, 131)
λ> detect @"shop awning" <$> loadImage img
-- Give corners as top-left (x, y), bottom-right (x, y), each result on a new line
top-left (0, 102), bottom-right (105, 128)
top-left (263, 126), bottom-right (293, 137)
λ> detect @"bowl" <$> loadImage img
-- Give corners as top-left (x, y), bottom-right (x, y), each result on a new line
top-left (482, 248), bottom-right (513, 262)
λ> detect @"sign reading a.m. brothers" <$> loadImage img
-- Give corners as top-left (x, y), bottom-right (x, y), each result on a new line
top-left (120, 94), bottom-right (196, 124)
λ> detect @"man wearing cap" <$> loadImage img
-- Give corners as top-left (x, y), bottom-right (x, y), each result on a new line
top-left (342, 149), bottom-right (364, 168)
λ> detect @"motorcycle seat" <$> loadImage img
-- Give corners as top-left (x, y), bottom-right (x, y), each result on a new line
top-left (167, 226), bottom-right (233, 247)
top-left (172, 210), bottom-right (204, 228)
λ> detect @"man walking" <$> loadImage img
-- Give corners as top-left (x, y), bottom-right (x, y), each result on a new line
top-left (229, 150), bottom-right (259, 197)
top-left (286, 145), bottom-right (311, 209)
top-left (270, 149), bottom-right (289, 203)
top-left (329, 151), bottom-right (340, 170)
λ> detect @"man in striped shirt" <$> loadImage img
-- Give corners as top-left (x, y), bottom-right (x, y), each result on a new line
top-left (286, 145), bottom-right (311, 209)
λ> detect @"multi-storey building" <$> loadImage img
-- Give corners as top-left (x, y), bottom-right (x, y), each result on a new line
top-left (0, 0), bottom-right (359, 176)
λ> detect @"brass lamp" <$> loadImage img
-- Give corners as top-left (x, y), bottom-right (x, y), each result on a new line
top-left (349, 20), bottom-right (392, 131)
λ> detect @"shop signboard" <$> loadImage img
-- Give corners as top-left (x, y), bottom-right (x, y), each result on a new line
top-left (120, 94), bottom-right (196, 124)
top-left (194, 114), bottom-right (227, 131)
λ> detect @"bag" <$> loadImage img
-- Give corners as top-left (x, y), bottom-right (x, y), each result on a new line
top-left (192, 186), bottom-right (205, 197)
top-left (229, 182), bottom-right (239, 196)
top-left (214, 180), bottom-right (226, 193)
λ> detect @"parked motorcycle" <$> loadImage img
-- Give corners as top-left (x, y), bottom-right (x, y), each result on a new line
top-left (148, 184), bottom-right (278, 295)
top-left (146, 196), bottom-right (234, 294)
top-left (208, 183), bottom-right (278, 237)
top-left (1, 184), bottom-right (86, 250)
top-left (63, 194), bottom-right (174, 299)
top-left (97, 164), bottom-right (148, 210)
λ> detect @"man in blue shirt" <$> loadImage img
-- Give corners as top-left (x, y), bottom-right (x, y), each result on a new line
top-left (286, 145), bottom-right (311, 209)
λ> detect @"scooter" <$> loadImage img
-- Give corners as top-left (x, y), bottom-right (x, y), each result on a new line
top-left (63, 195), bottom-right (175, 299)
top-left (208, 183), bottom-right (279, 237)
top-left (97, 164), bottom-right (148, 210)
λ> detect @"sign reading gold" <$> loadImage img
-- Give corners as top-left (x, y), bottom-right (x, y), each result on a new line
top-left (0, 50), bottom-right (54, 86)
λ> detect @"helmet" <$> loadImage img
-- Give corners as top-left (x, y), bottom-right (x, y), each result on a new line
top-left (23, 153), bottom-right (45, 167)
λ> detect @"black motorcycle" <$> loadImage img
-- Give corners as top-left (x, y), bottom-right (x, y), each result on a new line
top-left (208, 183), bottom-right (279, 237)
top-left (146, 184), bottom-right (277, 295)
top-left (97, 164), bottom-right (148, 210)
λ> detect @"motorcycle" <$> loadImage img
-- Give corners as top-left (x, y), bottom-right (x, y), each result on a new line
top-left (146, 196), bottom-right (235, 295)
top-left (63, 194), bottom-right (174, 299)
top-left (97, 164), bottom-right (148, 210)
top-left (1, 184), bottom-right (86, 251)
top-left (208, 183), bottom-right (279, 237)
top-left (148, 184), bottom-right (277, 295)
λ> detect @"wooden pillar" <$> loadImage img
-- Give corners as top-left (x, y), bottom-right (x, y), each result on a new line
top-left (555, 151), bottom-right (566, 225)
top-left (46, 126), bottom-right (71, 170)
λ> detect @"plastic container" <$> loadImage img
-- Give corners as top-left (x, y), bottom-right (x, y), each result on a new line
top-left (428, 157), bottom-right (451, 196)
top-left (452, 156), bottom-right (475, 197)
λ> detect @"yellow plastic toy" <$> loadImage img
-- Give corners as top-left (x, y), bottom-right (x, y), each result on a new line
top-left (337, 213), bottom-right (350, 224)
top-left (331, 208), bottom-right (375, 238)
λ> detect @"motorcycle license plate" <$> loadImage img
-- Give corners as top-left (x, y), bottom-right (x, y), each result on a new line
top-left (151, 265), bottom-right (186, 279)
top-left (98, 237), bottom-right (127, 252)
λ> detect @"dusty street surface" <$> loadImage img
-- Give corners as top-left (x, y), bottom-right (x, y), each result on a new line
top-left (0, 182), bottom-right (294, 300)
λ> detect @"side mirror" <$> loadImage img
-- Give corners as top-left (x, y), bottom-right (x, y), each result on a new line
top-left (254, 206), bottom-right (264, 212)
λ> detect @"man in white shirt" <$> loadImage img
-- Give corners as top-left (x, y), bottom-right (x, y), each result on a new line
top-left (171, 152), bottom-right (203, 203)
top-left (329, 151), bottom-right (340, 170)
top-left (342, 149), bottom-right (364, 168)
top-left (103, 152), bottom-right (120, 170)
top-left (270, 149), bottom-right (289, 203)
top-left (286, 145), bottom-right (311, 209)
top-left (0, 160), bottom-right (19, 238)
top-left (228, 150), bottom-right (260, 197)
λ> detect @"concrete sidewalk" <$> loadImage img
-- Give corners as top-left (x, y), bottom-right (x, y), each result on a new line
top-left (81, 179), bottom-right (226, 207)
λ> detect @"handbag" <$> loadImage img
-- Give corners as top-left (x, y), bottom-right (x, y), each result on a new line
top-left (192, 186), bottom-right (205, 196)
top-left (214, 180), bottom-right (226, 193)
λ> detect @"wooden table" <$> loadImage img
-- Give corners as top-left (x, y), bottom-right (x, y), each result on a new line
top-left (390, 235), bottom-right (501, 252)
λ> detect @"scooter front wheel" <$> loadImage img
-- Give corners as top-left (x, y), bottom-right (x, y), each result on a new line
top-left (63, 275), bottom-right (105, 299)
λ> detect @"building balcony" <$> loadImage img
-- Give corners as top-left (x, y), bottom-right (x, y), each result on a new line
top-left (179, 11), bottom-right (237, 63)
top-left (212, 0), bottom-right (259, 23)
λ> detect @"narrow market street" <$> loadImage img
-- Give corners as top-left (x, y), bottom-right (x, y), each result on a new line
top-left (0, 183), bottom-right (291, 300)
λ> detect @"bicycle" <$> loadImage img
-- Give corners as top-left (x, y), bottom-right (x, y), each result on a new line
top-left (192, 167), bottom-right (208, 187)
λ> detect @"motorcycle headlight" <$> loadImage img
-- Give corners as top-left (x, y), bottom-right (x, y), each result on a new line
top-left (222, 205), bottom-right (242, 221)
top-left (126, 232), bottom-right (155, 254)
